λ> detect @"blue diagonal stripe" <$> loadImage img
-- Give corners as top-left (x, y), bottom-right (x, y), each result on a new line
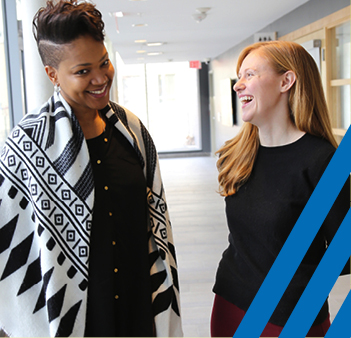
top-left (325, 290), bottom-right (351, 338)
top-left (279, 209), bottom-right (351, 338)
top-left (233, 126), bottom-right (351, 338)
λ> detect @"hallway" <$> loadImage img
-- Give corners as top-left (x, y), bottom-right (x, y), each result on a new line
top-left (159, 156), bottom-right (350, 337)
top-left (160, 155), bottom-right (227, 337)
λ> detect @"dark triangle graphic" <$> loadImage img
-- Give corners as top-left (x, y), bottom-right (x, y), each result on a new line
top-left (23, 126), bottom-right (35, 139)
top-left (47, 284), bottom-right (66, 322)
top-left (0, 215), bottom-right (19, 254)
top-left (1, 232), bottom-right (34, 280)
top-left (17, 253), bottom-right (42, 296)
top-left (21, 117), bottom-right (45, 147)
top-left (33, 267), bottom-right (54, 314)
top-left (55, 300), bottom-right (82, 337)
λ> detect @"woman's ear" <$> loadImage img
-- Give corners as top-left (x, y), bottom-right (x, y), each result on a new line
top-left (45, 65), bottom-right (58, 86)
top-left (281, 70), bottom-right (296, 93)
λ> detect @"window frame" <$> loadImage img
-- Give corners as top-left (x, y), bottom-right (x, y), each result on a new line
top-left (280, 6), bottom-right (350, 142)
top-left (1, 0), bottom-right (24, 129)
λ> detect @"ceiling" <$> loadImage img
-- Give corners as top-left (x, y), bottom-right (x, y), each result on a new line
top-left (93, 0), bottom-right (310, 65)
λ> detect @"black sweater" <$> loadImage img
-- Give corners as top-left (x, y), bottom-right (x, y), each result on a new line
top-left (213, 133), bottom-right (350, 326)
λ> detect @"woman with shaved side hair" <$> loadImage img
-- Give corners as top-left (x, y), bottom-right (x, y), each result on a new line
top-left (211, 40), bottom-right (350, 337)
top-left (0, 1), bottom-right (182, 337)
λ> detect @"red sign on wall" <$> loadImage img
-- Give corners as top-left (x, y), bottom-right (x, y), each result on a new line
top-left (189, 60), bottom-right (202, 69)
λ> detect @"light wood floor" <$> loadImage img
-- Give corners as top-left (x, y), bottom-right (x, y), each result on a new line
top-left (159, 155), bottom-right (350, 337)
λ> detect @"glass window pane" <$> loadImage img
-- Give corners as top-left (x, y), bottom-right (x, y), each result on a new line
top-left (146, 62), bottom-right (201, 152)
top-left (116, 62), bottom-right (149, 128)
top-left (0, 0), bottom-right (11, 147)
top-left (332, 21), bottom-right (350, 80)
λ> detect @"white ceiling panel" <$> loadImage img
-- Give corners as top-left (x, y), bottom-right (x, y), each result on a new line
top-left (93, 0), bottom-right (310, 64)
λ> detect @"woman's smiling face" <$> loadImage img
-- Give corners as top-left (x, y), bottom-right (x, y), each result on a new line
top-left (46, 35), bottom-right (115, 116)
top-left (234, 50), bottom-right (287, 127)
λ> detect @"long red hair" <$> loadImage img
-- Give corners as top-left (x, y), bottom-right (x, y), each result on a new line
top-left (217, 40), bottom-right (337, 196)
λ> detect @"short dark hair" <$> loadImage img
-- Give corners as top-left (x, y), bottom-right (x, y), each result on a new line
top-left (32, 0), bottom-right (105, 67)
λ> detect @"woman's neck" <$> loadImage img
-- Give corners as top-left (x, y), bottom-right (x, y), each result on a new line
top-left (76, 110), bottom-right (105, 140)
top-left (258, 120), bottom-right (305, 147)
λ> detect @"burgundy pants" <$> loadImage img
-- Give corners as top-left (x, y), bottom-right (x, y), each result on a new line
top-left (211, 294), bottom-right (331, 337)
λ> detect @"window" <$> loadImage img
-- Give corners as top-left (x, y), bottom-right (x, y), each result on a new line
top-left (117, 60), bottom-right (201, 153)
top-left (281, 6), bottom-right (350, 144)
top-left (0, 0), bottom-right (11, 147)
top-left (327, 20), bottom-right (350, 141)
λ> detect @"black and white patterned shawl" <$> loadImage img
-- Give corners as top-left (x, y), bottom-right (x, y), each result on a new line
top-left (0, 92), bottom-right (183, 337)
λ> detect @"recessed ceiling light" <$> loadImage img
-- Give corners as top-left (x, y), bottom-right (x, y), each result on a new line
top-left (135, 39), bottom-right (147, 43)
top-left (147, 52), bottom-right (163, 56)
top-left (136, 50), bottom-right (146, 54)
top-left (109, 11), bottom-right (123, 18)
top-left (132, 23), bottom-right (148, 27)
top-left (146, 42), bottom-right (165, 47)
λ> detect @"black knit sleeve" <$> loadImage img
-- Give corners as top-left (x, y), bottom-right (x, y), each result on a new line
top-left (305, 139), bottom-right (350, 275)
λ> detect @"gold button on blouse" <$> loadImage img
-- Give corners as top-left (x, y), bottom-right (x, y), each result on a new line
top-left (109, 212), bottom-right (113, 216)
top-left (114, 268), bottom-right (118, 273)
top-left (97, 160), bottom-right (101, 164)
top-left (112, 241), bottom-right (116, 245)
top-left (104, 186), bottom-right (108, 190)
top-left (104, 138), bottom-right (108, 143)
top-left (115, 295), bottom-right (119, 300)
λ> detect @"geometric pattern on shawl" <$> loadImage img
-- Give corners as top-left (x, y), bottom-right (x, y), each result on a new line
top-left (0, 93), bottom-right (183, 337)
top-left (0, 92), bottom-right (91, 337)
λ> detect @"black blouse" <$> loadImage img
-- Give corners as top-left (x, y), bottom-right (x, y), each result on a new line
top-left (84, 120), bottom-right (154, 337)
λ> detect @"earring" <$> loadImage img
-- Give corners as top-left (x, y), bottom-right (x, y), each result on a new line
top-left (54, 83), bottom-right (60, 93)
